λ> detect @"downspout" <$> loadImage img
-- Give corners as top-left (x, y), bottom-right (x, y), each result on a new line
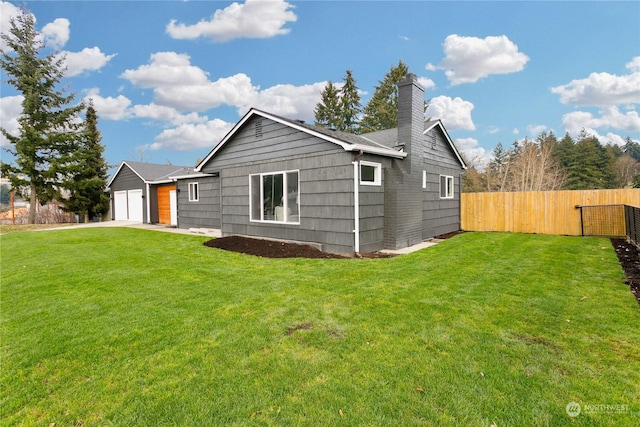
top-left (145, 182), bottom-right (151, 224)
top-left (352, 150), bottom-right (364, 255)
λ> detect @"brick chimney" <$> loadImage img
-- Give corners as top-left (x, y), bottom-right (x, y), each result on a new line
top-left (397, 73), bottom-right (425, 171)
top-left (383, 73), bottom-right (425, 250)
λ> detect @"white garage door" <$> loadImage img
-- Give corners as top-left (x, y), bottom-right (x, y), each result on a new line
top-left (113, 189), bottom-right (143, 221)
top-left (114, 191), bottom-right (128, 220)
top-left (127, 189), bottom-right (143, 222)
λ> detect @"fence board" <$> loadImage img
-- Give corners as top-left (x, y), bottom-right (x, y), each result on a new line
top-left (461, 189), bottom-right (640, 235)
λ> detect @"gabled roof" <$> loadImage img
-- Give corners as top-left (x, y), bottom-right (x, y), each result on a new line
top-left (423, 119), bottom-right (467, 169)
top-left (195, 109), bottom-right (408, 172)
top-left (357, 120), bottom-right (466, 169)
top-left (107, 161), bottom-right (189, 188)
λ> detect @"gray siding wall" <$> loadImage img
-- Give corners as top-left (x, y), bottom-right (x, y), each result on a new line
top-left (202, 118), bottom-right (357, 255)
top-left (177, 176), bottom-right (220, 229)
top-left (358, 155), bottom-right (389, 253)
top-left (108, 165), bottom-right (147, 222)
top-left (383, 121), bottom-right (464, 248)
top-left (421, 128), bottom-right (462, 239)
top-left (219, 151), bottom-right (355, 255)
top-left (201, 117), bottom-right (338, 172)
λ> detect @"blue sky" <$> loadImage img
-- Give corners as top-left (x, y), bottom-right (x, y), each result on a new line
top-left (1, 0), bottom-right (639, 171)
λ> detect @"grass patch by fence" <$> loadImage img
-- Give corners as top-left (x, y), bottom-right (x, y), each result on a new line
top-left (1, 228), bottom-right (639, 426)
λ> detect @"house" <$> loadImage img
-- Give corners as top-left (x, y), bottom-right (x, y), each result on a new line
top-left (107, 161), bottom-right (190, 225)
top-left (175, 74), bottom-right (466, 255)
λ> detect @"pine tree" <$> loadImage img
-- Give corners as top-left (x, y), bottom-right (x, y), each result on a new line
top-left (314, 70), bottom-right (362, 133)
top-left (339, 70), bottom-right (361, 133)
top-left (624, 136), bottom-right (640, 162)
top-left (314, 81), bottom-right (341, 129)
top-left (565, 131), bottom-right (616, 189)
top-left (0, 8), bottom-right (83, 223)
top-left (359, 60), bottom-right (409, 133)
top-left (62, 101), bottom-right (111, 222)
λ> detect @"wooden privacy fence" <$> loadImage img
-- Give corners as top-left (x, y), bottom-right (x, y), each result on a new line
top-left (461, 189), bottom-right (640, 236)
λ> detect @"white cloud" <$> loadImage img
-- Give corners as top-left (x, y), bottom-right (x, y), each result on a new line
top-left (121, 52), bottom-right (326, 119)
top-left (455, 137), bottom-right (491, 166)
top-left (41, 18), bottom-right (70, 49)
top-left (561, 107), bottom-right (640, 136)
top-left (551, 68), bottom-right (640, 107)
top-left (149, 119), bottom-right (234, 151)
top-left (0, 2), bottom-right (24, 51)
top-left (166, 0), bottom-right (297, 42)
top-left (120, 52), bottom-right (210, 88)
top-left (84, 89), bottom-right (132, 120)
top-left (626, 56), bottom-right (640, 72)
top-left (131, 103), bottom-right (207, 126)
top-left (58, 47), bottom-right (116, 77)
top-left (247, 81), bottom-right (327, 121)
top-left (0, 95), bottom-right (23, 146)
top-left (426, 34), bottom-right (529, 85)
top-left (417, 76), bottom-right (436, 91)
top-left (426, 95), bottom-right (475, 131)
top-left (526, 124), bottom-right (548, 136)
top-left (154, 73), bottom-right (259, 112)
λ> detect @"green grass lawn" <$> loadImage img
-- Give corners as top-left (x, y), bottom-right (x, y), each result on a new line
top-left (1, 228), bottom-right (638, 426)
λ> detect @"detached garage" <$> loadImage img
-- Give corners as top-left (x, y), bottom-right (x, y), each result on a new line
top-left (107, 161), bottom-right (187, 225)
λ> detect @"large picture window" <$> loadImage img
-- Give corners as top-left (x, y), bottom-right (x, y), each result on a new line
top-left (440, 175), bottom-right (454, 199)
top-left (250, 170), bottom-right (300, 223)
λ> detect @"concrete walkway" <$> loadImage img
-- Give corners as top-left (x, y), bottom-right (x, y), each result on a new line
top-left (379, 239), bottom-right (444, 255)
top-left (34, 220), bottom-right (221, 238)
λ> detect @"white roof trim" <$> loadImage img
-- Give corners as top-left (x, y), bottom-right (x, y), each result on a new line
top-left (170, 172), bottom-right (215, 181)
top-left (196, 109), bottom-right (406, 171)
top-left (424, 120), bottom-right (467, 169)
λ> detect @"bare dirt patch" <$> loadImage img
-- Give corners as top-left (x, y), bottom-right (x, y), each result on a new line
top-left (611, 238), bottom-right (640, 305)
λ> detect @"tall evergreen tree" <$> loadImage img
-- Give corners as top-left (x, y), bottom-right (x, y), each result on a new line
top-left (0, 8), bottom-right (83, 223)
top-left (359, 60), bottom-right (409, 133)
top-left (624, 136), bottom-right (640, 162)
top-left (314, 70), bottom-right (361, 133)
top-left (314, 81), bottom-right (341, 129)
top-left (339, 70), bottom-right (361, 133)
top-left (62, 101), bottom-right (110, 222)
top-left (565, 131), bottom-right (616, 189)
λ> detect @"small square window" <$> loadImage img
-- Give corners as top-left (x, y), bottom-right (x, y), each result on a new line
top-left (439, 175), bottom-right (454, 199)
top-left (188, 182), bottom-right (199, 202)
top-left (360, 161), bottom-right (381, 186)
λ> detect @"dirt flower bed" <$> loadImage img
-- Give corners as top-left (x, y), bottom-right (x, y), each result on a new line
top-left (203, 232), bottom-right (464, 259)
top-left (611, 238), bottom-right (640, 305)
top-left (204, 236), bottom-right (348, 259)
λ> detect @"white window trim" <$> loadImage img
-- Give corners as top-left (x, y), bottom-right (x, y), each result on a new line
top-left (249, 170), bottom-right (300, 225)
top-left (422, 170), bottom-right (427, 189)
top-left (359, 161), bottom-right (381, 186)
top-left (188, 182), bottom-right (199, 202)
top-left (440, 175), bottom-right (454, 199)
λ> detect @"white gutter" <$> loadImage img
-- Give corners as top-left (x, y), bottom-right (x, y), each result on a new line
top-left (352, 161), bottom-right (360, 253)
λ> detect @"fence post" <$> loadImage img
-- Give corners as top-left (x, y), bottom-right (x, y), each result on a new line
top-left (575, 205), bottom-right (584, 236)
